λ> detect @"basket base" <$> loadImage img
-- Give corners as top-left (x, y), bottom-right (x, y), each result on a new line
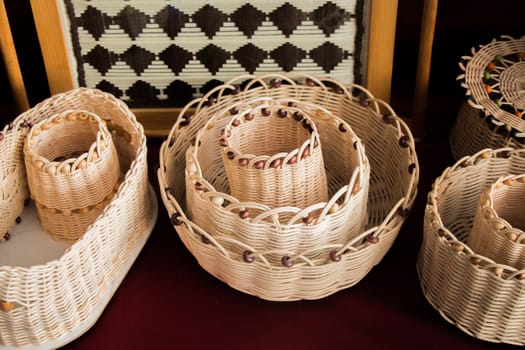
top-left (0, 185), bottom-right (158, 349)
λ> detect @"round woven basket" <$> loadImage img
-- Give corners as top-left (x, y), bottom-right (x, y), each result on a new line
top-left (220, 97), bottom-right (328, 209)
top-left (451, 35), bottom-right (525, 160)
top-left (185, 96), bottom-right (369, 258)
top-left (0, 88), bottom-right (154, 347)
top-left (24, 110), bottom-right (121, 241)
top-left (418, 148), bottom-right (525, 345)
top-left (0, 121), bottom-right (29, 241)
top-left (467, 174), bottom-right (525, 270)
top-left (158, 73), bottom-right (419, 301)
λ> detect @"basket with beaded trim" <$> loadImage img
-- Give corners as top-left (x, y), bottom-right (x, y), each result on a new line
top-left (451, 35), bottom-right (525, 160)
top-left (0, 88), bottom-right (157, 348)
top-left (418, 148), bottom-right (525, 345)
top-left (24, 110), bottom-right (121, 242)
top-left (185, 95), bottom-right (370, 259)
top-left (467, 173), bottom-right (525, 270)
top-left (158, 73), bottom-right (419, 301)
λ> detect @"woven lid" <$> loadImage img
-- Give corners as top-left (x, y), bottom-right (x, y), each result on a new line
top-left (458, 35), bottom-right (525, 136)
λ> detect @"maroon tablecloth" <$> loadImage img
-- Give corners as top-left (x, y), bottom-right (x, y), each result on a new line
top-left (57, 135), bottom-right (517, 350)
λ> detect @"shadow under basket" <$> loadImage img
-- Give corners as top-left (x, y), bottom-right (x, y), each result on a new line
top-left (418, 148), bottom-right (525, 346)
top-left (158, 73), bottom-right (419, 301)
top-left (0, 88), bottom-right (157, 348)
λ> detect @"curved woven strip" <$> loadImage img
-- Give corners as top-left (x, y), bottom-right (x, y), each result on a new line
top-left (418, 148), bottom-right (525, 345)
top-left (24, 110), bottom-right (121, 241)
top-left (221, 97), bottom-right (328, 208)
top-left (0, 88), bottom-right (152, 347)
top-left (0, 120), bottom-right (30, 241)
top-left (185, 96), bottom-right (369, 257)
top-left (467, 174), bottom-right (525, 269)
top-left (158, 73), bottom-right (419, 301)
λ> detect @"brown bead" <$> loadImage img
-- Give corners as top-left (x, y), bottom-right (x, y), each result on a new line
top-left (15, 217), bottom-right (21, 224)
top-left (338, 123), bottom-right (347, 132)
top-left (302, 214), bottom-right (314, 225)
top-left (408, 163), bottom-right (417, 174)
top-left (170, 213), bottom-right (183, 226)
top-left (397, 207), bottom-right (409, 217)
top-left (227, 151), bottom-right (235, 160)
top-left (244, 113), bottom-right (254, 121)
top-left (201, 235), bottom-right (211, 244)
top-left (277, 109), bottom-right (287, 118)
top-left (281, 256), bottom-right (293, 267)
top-left (238, 158), bottom-right (249, 166)
top-left (195, 182), bottom-right (206, 191)
top-left (254, 160), bottom-right (265, 169)
top-left (270, 79), bottom-right (281, 88)
top-left (243, 250), bottom-right (255, 263)
top-left (229, 107), bottom-right (239, 115)
top-left (287, 155), bottom-right (298, 164)
top-left (232, 118), bottom-right (241, 127)
top-left (366, 235), bottom-right (379, 244)
top-left (306, 78), bottom-right (315, 87)
top-left (301, 147), bottom-right (310, 159)
top-left (399, 135), bottom-right (410, 148)
top-left (382, 114), bottom-right (396, 124)
top-left (261, 108), bottom-right (271, 116)
top-left (180, 116), bottom-right (191, 127)
top-left (3, 232), bottom-right (10, 241)
top-left (219, 138), bottom-right (228, 147)
top-left (239, 209), bottom-right (249, 219)
top-left (270, 158), bottom-right (282, 168)
top-left (0, 132), bottom-right (4, 141)
top-left (329, 250), bottom-right (341, 262)
top-left (293, 112), bottom-right (303, 121)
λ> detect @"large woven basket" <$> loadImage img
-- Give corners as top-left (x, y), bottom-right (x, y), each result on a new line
top-left (185, 95), bottom-right (370, 258)
top-left (418, 148), bottom-right (525, 345)
top-left (451, 35), bottom-right (525, 160)
top-left (0, 88), bottom-right (156, 348)
top-left (24, 110), bottom-right (121, 241)
top-left (467, 174), bottom-right (525, 270)
top-left (158, 73), bottom-right (419, 301)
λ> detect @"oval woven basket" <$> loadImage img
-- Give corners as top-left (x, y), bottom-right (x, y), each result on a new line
top-left (467, 173), bottom-right (525, 270)
top-left (158, 73), bottom-right (419, 301)
top-left (185, 96), bottom-right (370, 259)
top-left (418, 148), bottom-right (525, 345)
top-left (24, 110), bottom-right (121, 241)
top-left (0, 88), bottom-right (154, 347)
top-left (451, 35), bottom-right (525, 160)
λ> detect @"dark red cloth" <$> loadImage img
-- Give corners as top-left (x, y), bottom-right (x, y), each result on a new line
top-left (61, 137), bottom-right (514, 350)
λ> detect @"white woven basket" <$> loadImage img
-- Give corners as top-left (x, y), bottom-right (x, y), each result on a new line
top-left (467, 174), bottom-right (525, 270)
top-left (0, 88), bottom-right (155, 348)
top-left (185, 95), bottom-right (370, 259)
top-left (451, 35), bottom-right (525, 160)
top-left (24, 110), bottom-right (121, 241)
top-left (418, 148), bottom-right (525, 345)
top-left (158, 73), bottom-right (419, 301)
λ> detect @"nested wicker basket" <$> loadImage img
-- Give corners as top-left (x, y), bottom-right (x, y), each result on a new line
top-left (158, 73), bottom-right (419, 301)
top-left (467, 174), bottom-right (525, 270)
top-left (418, 148), bottom-right (525, 345)
top-left (0, 88), bottom-right (155, 348)
top-left (451, 35), bottom-right (525, 160)
top-left (24, 110), bottom-right (121, 241)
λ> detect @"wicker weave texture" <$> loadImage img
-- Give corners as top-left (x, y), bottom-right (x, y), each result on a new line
top-left (24, 111), bottom-right (121, 241)
top-left (159, 73), bottom-right (419, 301)
top-left (467, 174), bottom-right (525, 270)
top-left (418, 148), bottom-right (525, 345)
top-left (451, 35), bottom-right (525, 160)
top-left (0, 88), bottom-right (152, 347)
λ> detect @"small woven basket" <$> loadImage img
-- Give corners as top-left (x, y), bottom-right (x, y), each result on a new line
top-left (0, 88), bottom-right (154, 348)
top-left (451, 35), bottom-right (525, 160)
top-left (159, 73), bottom-right (419, 301)
top-left (184, 96), bottom-right (369, 258)
top-left (24, 110), bottom-right (121, 241)
top-left (418, 148), bottom-right (525, 345)
top-left (467, 174), bottom-right (525, 270)
top-left (221, 97), bottom-right (328, 208)
top-left (0, 121), bottom-right (29, 241)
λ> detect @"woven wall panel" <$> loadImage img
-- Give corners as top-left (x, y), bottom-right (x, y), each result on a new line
top-left (64, 0), bottom-right (364, 107)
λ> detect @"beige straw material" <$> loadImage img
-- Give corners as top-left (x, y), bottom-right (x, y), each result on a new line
top-left (418, 148), bottom-right (525, 345)
top-left (184, 96), bottom-right (369, 258)
top-left (24, 110), bottom-right (121, 241)
top-left (0, 88), bottom-right (153, 347)
top-left (221, 98), bottom-right (328, 209)
top-left (451, 35), bottom-right (525, 160)
top-left (0, 119), bottom-right (29, 241)
top-left (159, 73), bottom-right (418, 301)
top-left (467, 174), bottom-right (525, 270)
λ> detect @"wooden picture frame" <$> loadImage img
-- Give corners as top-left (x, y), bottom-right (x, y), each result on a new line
top-left (26, 0), bottom-right (398, 137)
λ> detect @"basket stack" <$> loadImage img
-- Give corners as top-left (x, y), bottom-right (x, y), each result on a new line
top-left (158, 73), bottom-right (419, 301)
top-left (451, 35), bottom-right (525, 159)
top-left (418, 148), bottom-right (525, 345)
top-left (0, 88), bottom-right (156, 348)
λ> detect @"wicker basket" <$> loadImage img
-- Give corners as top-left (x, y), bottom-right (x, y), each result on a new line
top-left (185, 96), bottom-right (370, 258)
top-left (159, 73), bottom-right (419, 301)
top-left (0, 121), bottom-right (29, 242)
top-left (0, 88), bottom-right (155, 348)
top-left (220, 97), bottom-right (328, 208)
top-left (451, 35), bottom-right (525, 160)
top-left (418, 148), bottom-right (525, 345)
top-left (24, 110), bottom-right (121, 241)
top-left (467, 174), bottom-right (525, 270)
